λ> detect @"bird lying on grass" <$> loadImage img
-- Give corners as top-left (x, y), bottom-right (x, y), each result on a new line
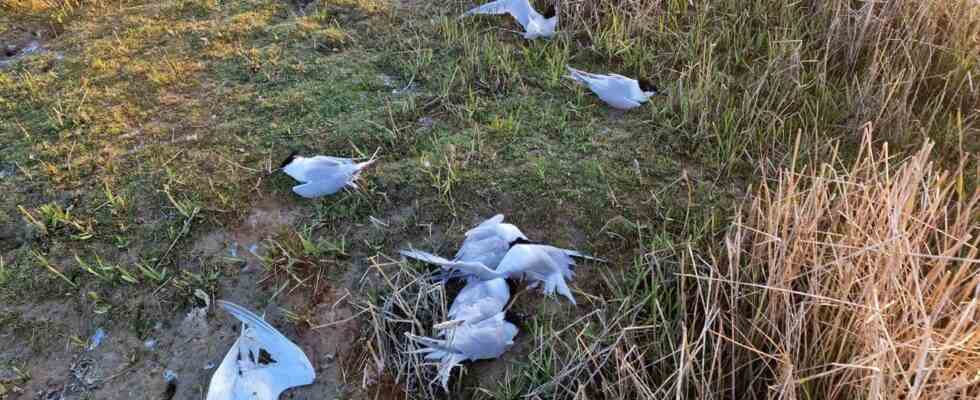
top-left (462, 0), bottom-right (558, 39)
top-left (449, 243), bottom-right (599, 305)
top-left (280, 152), bottom-right (376, 198)
top-left (565, 66), bottom-right (662, 110)
top-left (439, 278), bottom-right (511, 333)
top-left (401, 214), bottom-right (531, 282)
top-left (406, 312), bottom-right (518, 389)
top-left (403, 242), bottom-right (599, 305)
top-left (207, 301), bottom-right (314, 400)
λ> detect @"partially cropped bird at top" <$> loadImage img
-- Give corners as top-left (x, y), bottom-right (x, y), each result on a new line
top-left (207, 301), bottom-right (315, 400)
top-left (565, 66), bottom-right (662, 110)
top-left (406, 312), bottom-right (518, 389)
top-left (280, 152), bottom-right (375, 198)
top-left (462, 0), bottom-right (558, 39)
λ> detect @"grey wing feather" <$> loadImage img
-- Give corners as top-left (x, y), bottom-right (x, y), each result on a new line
top-left (291, 179), bottom-right (347, 198)
top-left (454, 236), bottom-right (508, 265)
top-left (283, 157), bottom-right (351, 182)
top-left (400, 249), bottom-right (455, 266)
top-left (467, 214), bottom-right (505, 234)
top-left (463, 0), bottom-right (513, 16)
top-left (506, 0), bottom-right (535, 28)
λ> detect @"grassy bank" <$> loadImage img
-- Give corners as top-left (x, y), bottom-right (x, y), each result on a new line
top-left (0, 0), bottom-right (976, 398)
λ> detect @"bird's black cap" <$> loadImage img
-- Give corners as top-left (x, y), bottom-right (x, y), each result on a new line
top-left (638, 78), bottom-right (662, 95)
top-left (542, 3), bottom-right (557, 18)
top-left (280, 151), bottom-right (299, 169)
top-left (509, 237), bottom-right (541, 248)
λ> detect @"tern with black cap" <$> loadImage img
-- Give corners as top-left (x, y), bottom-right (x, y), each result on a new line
top-left (565, 66), bottom-right (663, 110)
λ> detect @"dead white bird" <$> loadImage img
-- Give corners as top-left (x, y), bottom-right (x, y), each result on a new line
top-left (280, 152), bottom-right (375, 198)
top-left (462, 0), bottom-right (558, 39)
top-left (444, 244), bottom-right (600, 305)
top-left (565, 66), bottom-right (661, 110)
top-left (206, 301), bottom-right (315, 400)
top-left (441, 278), bottom-right (510, 331)
top-left (400, 214), bottom-right (531, 281)
top-left (407, 312), bottom-right (518, 389)
top-left (455, 214), bottom-right (529, 268)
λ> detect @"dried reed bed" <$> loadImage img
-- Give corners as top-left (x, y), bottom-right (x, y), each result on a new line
top-left (697, 130), bottom-right (980, 399)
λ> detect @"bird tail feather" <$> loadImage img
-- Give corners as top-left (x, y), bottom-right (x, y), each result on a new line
top-left (562, 249), bottom-right (606, 263)
top-left (564, 66), bottom-right (591, 84)
top-left (400, 250), bottom-right (497, 280)
top-left (436, 353), bottom-right (467, 389)
top-left (400, 249), bottom-right (455, 267)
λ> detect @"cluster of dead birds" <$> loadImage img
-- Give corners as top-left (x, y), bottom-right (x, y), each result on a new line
top-left (208, 214), bottom-right (599, 397)
top-left (206, 0), bottom-right (659, 398)
top-left (399, 215), bottom-right (600, 388)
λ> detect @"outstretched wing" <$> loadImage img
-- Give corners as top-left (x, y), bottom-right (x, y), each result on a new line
top-left (407, 313), bottom-right (517, 389)
top-left (463, 0), bottom-right (514, 16)
top-left (206, 336), bottom-right (245, 399)
top-left (449, 278), bottom-right (510, 323)
top-left (400, 249), bottom-right (455, 267)
top-left (454, 235), bottom-right (509, 266)
top-left (450, 313), bottom-right (518, 359)
top-left (209, 301), bottom-right (315, 400)
top-left (465, 214), bottom-right (505, 236)
top-left (463, 0), bottom-right (536, 29)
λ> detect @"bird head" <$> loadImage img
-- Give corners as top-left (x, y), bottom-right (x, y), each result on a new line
top-left (279, 151), bottom-right (300, 169)
top-left (542, 3), bottom-right (557, 19)
top-left (497, 223), bottom-right (529, 246)
top-left (638, 78), bottom-right (664, 98)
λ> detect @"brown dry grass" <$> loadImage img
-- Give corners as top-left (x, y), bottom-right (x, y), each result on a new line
top-left (693, 129), bottom-right (980, 399)
top-left (509, 129), bottom-right (978, 400)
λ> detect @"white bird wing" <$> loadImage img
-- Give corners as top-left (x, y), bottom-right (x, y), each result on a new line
top-left (463, 0), bottom-right (537, 29)
top-left (207, 301), bottom-right (315, 400)
top-left (290, 159), bottom-right (374, 198)
top-left (566, 66), bottom-right (608, 82)
top-left (498, 245), bottom-right (581, 304)
top-left (447, 260), bottom-right (501, 281)
top-left (607, 73), bottom-right (646, 100)
top-left (206, 336), bottom-right (244, 399)
top-left (282, 156), bottom-right (351, 183)
top-left (454, 235), bottom-right (509, 267)
top-left (566, 67), bottom-right (646, 109)
top-left (591, 75), bottom-right (636, 97)
top-left (465, 214), bottom-right (505, 236)
top-left (462, 0), bottom-right (514, 16)
top-left (446, 313), bottom-right (517, 360)
top-left (494, 244), bottom-right (544, 278)
top-left (401, 249), bottom-right (502, 282)
top-left (400, 249), bottom-right (455, 267)
top-left (408, 313), bottom-right (517, 388)
top-left (505, 0), bottom-right (536, 28)
top-left (448, 278), bottom-right (510, 323)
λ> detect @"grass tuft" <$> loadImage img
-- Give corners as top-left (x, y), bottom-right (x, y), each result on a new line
top-left (689, 131), bottom-right (980, 399)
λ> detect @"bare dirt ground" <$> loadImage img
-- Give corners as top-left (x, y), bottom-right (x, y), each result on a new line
top-left (1, 199), bottom-right (360, 399)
